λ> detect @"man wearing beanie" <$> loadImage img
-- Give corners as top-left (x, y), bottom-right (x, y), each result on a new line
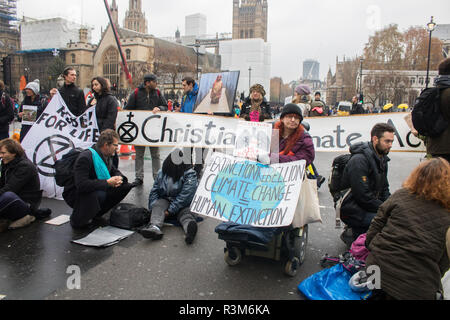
top-left (240, 84), bottom-right (272, 122)
top-left (125, 74), bottom-right (168, 186)
top-left (18, 79), bottom-right (46, 142)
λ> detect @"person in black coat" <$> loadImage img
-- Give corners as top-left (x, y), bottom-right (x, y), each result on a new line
top-left (63, 129), bottom-right (133, 229)
top-left (0, 139), bottom-right (45, 231)
top-left (339, 123), bottom-right (395, 243)
top-left (58, 67), bottom-right (87, 117)
top-left (240, 84), bottom-right (272, 122)
top-left (18, 80), bottom-right (46, 142)
top-left (0, 81), bottom-right (14, 140)
top-left (87, 77), bottom-right (118, 132)
top-left (124, 74), bottom-right (168, 185)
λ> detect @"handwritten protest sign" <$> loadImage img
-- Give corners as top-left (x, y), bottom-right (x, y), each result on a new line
top-left (233, 121), bottom-right (272, 164)
top-left (22, 91), bottom-right (99, 199)
top-left (191, 152), bottom-right (305, 228)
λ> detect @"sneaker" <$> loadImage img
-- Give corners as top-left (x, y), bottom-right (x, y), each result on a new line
top-left (8, 215), bottom-right (36, 230)
top-left (185, 221), bottom-right (198, 245)
top-left (131, 178), bottom-right (144, 187)
top-left (140, 224), bottom-right (163, 240)
top-left (32, 208), bottom-right (52, 220)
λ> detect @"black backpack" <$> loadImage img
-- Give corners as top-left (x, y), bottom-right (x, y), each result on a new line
top-left (110, 203), bottom-right (150, 230)
top-left (328, 153), bottom-right (352, 202)
top-left (412, 87), bottom-right (449, 138)
top-left (54, 148), bottom-right (84, 187)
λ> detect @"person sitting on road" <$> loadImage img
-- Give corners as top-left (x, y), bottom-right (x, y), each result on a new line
top-left (0, 139), bottom-right (50, 232)
top-left (269, 103), bottom-right (315, 166)
top-left (63, 129), bottom-right (133, 229)
top-left (140, 149), bottom-right (199, 245)
top-left (365, 158), bottom-right (450, 300)
top-left (339, 123), bottom-right (394, 244)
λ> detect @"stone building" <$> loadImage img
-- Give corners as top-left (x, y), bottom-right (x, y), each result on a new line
top-left (232, 0), bottom-right (268, 42)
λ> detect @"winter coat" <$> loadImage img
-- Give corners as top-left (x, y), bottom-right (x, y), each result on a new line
top-left (181, 83), bottom-right (199, 113)
top-left (427, 81), bottom-right (450, 156)
top-left (0, 90), bottom-right (14, 134)
top-left (365, 188), bottom-right (450, 300)
top-left (271, 122), bottom-right (315, 166)
top-left (340, 142), bottom-right (390, 226)
top-left (88, 92), bottom-right (118, 132)
top-left (0, 154), bottom-right (41, 209)
top-left (148, 168), bottom-right (198, 216)
top-left (19, 94), bottom-right (45, 142)
top-left (62, 145), bottom-right (128, 217)
top-left (240, 97), bottom-right (272, 122)
top-left (59, 83), bottom-right (87, 116)
top-left (309, 100), bottom-right (327, 117)
top-left (124, 85), bottom-right (168, 111)
top-left (350, 103), bottom-right (365, 115)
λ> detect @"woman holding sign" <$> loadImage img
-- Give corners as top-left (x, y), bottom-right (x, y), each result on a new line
top-left (270, 103), bottom-right (315, 165)
top-left (18, 79), bottom-right (45, 142)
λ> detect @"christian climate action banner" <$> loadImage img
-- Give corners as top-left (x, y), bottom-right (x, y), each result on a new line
top-left (305, 113), bottom-right (426, 152)
top-left (190, 152), bottom-right (306, 228)
top-left (22, 92), bottom-right (99, 199)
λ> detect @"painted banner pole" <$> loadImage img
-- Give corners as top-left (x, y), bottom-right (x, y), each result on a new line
top-left (103, 0), bottom-right (133, 86)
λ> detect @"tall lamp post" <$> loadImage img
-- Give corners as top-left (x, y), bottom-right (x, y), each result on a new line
top-left (248, 66), bottom-right (252, 92)
top-left (425, 16), bottom-right (436, 89)
top-left (194, 41), bottom-right (200, 80)
top-left (359, 58), bottom-right (364, 102)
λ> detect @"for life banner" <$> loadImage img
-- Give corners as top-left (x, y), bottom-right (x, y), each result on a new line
top-left (22, 91), bottom-right (99, 199)
top-left (190, 152), bottom-right (306, 228)
top-left (116, 111), bottom-right (273, 155)
top-left (305, 113), bottom-right (425, 152)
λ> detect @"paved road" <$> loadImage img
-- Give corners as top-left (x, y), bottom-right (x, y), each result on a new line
top-left (0, 148), bottom-right (424, 300)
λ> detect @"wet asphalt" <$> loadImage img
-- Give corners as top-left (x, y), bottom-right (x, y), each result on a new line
top-left (0, 148), bottom-right (424, 300)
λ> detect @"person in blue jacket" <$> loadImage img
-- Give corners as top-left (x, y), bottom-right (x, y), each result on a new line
top-left (180, 77), bottom-right (198, 113)
top-left (140, 148), bottom-right (199, 245)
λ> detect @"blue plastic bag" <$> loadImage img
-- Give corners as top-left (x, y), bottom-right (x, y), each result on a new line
top-left (298, 264), bottom-right (371, 300)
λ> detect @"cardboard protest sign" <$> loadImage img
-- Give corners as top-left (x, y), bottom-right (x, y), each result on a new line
top-left (21, 105), bottom-right (37, 125)
top-left (191, 152), bottom-right (305, 228)
top-left (21, 91), bottom-right (99, 199)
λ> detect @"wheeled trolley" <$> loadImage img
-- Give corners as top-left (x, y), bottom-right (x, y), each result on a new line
top-left (215, 223), bottom-right (308, 277)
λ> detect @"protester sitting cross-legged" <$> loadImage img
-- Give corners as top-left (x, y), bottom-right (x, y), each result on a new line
top-left (63, 129), bottom-right (133, 229)
top-left (140, 148), bottom-right (199, 245)
top-left (0, 139), bottom-right (50, 232)
top-left (269, 103), bottom-right (315, 166)
top-left (365, 158), bottom-right (450, 300)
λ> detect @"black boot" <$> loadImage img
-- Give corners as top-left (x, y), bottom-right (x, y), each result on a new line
top-left (184, 220), bottom-right (197, 245)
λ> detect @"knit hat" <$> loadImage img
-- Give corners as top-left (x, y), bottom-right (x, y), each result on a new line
top-left (281, 103), bottom-right (303, 122)
top-left (25, 79), bottom-right (40, 95)
top-left (295, 84), bottom-right (311, 96)
top-left (144, 74), bottom-right (157, 82)
top-left (250, 84), bottom-right (266, 96)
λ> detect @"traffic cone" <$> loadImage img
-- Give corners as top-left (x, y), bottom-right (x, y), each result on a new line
top-left (119, 144), bottom-right (131, 156)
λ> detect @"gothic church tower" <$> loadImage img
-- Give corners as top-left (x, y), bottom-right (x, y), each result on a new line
top-left (124, 0), bottom-right (148, 33)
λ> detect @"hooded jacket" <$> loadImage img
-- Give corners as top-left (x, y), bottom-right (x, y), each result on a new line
top-left (19, 94), bottom-right (45, 142)
top-left (181, 83), bottom-right (199, 114)
top-left (0, 154), bottom-right (41, 209)
top-left (340, 142), bottom-right (390, 226)
top-left (427, 76), bottom-right (450, 156)
top-left (124, 84), bottom-right (168, 111)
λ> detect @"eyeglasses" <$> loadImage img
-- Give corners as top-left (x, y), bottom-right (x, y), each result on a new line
top-left (284, 114), bottom-right (301, 120)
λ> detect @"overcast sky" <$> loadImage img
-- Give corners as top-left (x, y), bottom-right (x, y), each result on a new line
top-left (17, 0), bottom-right (450, 82)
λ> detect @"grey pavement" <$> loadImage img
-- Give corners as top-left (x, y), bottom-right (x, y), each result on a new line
top-left (0, 147), bottom-right (425, 300)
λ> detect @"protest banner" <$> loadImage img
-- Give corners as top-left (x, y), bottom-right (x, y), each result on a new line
top-left (190, 152), bottom-right (306, 228)
top-left (304, 113), bottom-right (425, 152)
top-left (21, 91), bottom-right (99, 199)
top-left (117, 111), bottom-right (270, 149)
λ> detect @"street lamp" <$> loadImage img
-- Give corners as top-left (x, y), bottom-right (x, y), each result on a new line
top-left (425, 16), bottom-right (436, 89)
top-left (248, 66), bottom-right (252, 92)
top-left (194, 41), bottom-right (200, 80)
top-left (359, 58), bottom-right (364, 103)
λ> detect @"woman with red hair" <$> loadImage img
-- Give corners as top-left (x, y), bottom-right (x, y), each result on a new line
top-left (366, 158), bottom-right (450, 300)
top-left (269, 103), bottom-right (315, 165)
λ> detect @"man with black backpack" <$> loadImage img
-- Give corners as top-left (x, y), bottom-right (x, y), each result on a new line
top-left (425, 58), bottom-right (450, 163)
top-left (124, 74), bottom-right (168, 186)
top-left (337, 123), bottom-right (394, 245)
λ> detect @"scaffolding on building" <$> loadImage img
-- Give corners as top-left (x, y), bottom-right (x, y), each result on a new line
top-left (0, 0), bottom-right (18, 33)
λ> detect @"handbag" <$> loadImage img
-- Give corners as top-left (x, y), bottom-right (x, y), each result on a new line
top-left (110, 203), bottom-right (150, 230)
top-left (292, 174), bottom-right (322, 228)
